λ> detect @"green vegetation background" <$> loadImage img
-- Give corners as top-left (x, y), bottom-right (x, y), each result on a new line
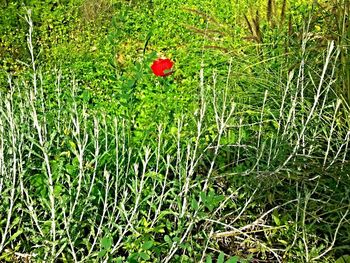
top-left (0, 0), bottom-right (350, 262)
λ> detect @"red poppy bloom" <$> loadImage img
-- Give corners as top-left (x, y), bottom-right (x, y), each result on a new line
top-left (151, 58), bottom-right (174, 77)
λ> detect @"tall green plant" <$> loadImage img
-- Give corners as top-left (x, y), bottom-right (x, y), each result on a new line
top-left (332, 0), bottom-right (350, 106)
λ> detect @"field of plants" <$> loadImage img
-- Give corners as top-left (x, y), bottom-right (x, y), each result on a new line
top-left (0, 0), bottom-right (350, 262)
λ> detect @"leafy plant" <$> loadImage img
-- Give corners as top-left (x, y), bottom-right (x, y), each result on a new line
top-left (1, 1), bottom-right (350, 263)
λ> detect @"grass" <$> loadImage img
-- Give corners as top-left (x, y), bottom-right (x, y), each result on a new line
top-left (1, 0), bottom-right (350, 262)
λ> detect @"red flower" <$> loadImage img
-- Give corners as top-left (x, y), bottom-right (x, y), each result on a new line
top-left (151, 58), bottom-right (174, 77)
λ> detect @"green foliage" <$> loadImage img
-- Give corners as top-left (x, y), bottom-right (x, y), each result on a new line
top-left (1, 0), bottom-right (350, 262)
top-left (200, 190), bottom-right (225, 212)
top-left (336, 255), bottom-right (350, 263)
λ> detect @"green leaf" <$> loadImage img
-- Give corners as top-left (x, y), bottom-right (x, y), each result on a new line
top-left (139, 252), bottom-right (150, 260)
top-left (278, 239), bottom-right (288, 245)
top-left (191, 197), bottom-right (199, 210)
top-left (336, 255), bottom-right (350, 263)
top-left (217, 252), bottom-right (225, 263)
top-left (127, 253), bottom-right (139, 263)
top-left (54, 184), bottom-right (63, 196)
top-left (7, 229), bottom-right (23, 244)
top-left (206, 255), bottom-right (213, 263)
top-left (272, 210), bottom-right (280, 226)
top-left (98, 249), bottom-right (106, 258)
top-left (10, 216), bottom-right (20, 227)
top-left (200, 191), bottom-right (207, 202)
top-left (142, 240), bottom-right (154, 250)
top-left (206, 203), bottom-right (215, 212)
top-left (68, 140), bottom-right (76, 151)
top-left (82, 90), bottom-right (90, 102)
top-left (164, 235), bottom-right (172, 244)
top-left (0, 251), bottom-right (13, 261)
top-left (226, 256), bottom-right (239, 263)
top-left (101, 236), bottom-right (112, 250)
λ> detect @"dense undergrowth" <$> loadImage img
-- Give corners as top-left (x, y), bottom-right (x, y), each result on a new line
top-left (1, 0), bottom-right (350, 262)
